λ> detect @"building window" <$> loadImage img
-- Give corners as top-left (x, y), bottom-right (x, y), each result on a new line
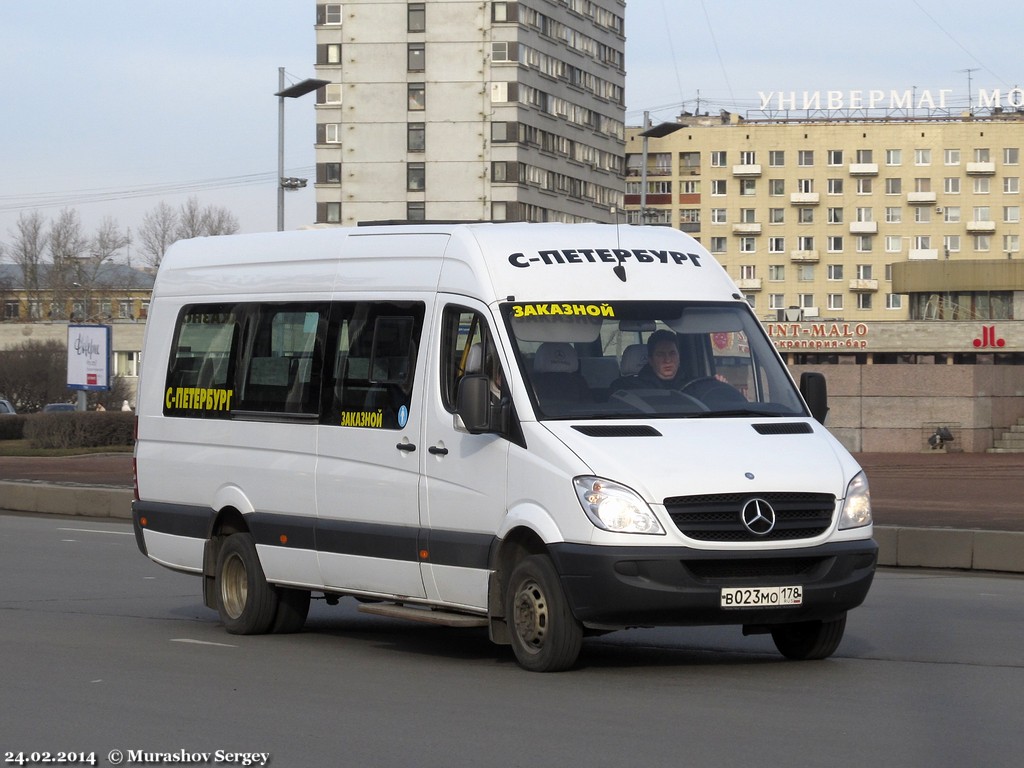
top-left (710, 179), bottom-right (727, 196)
top-left (914, 148), bottom-right (931, 165)
top-left (856, 264), bottom-right (872, 280)
top-left (710, 208), bottom-right (727, 224)
top-left (797, 178), bottom-right (813, 193)
top-left (769, 150), bottom-right (785, 166)
top-left (974, 235), bottom-right (991, 252)
top-left (739, 178), bottom-right (756, 196)
top-left (769, 208), bottom-right (784, 224)
top-left (827, 264), bottom-right (844, 281)
top-left (827, 149), bottom-right (843, 166)
top-left (798, 265), bottom-right (814, 282)
top-left (769, 294), bottom-right (785, 310)
top-left (827, 207), bottom-right (843, 224)
top-left (974, 177), bottom-right (990, 194)
top-left (492, 2), bottom-right (518, 22)
top-left (944, 148), bottom-right (960, 165)
top-left (739, 237), bottom-right (756, 253)
top-left (325, 202), bottom-right (341, 223)
top-left (408, 122), bottom-right (426, 151)
top-left (1004, 177), bottom-right (1019, 194)
top-left (769, 179), bottom-right (785, 195)
top-left (945, 235), bottom-right (961, 253)
top-left (739, 150), bottom-right (756, 164)
top-left (324, 123), bottom-right (341, 143)
top-left (886, 293), bottom-right (903, 310)
top-left (710, 151), bottom-right (726, 167)
top-left (321, 163), bottom-right (341, 183)
top-left (798, 207), bottom-right (814, 224)
top-left (855, 207), bottom-right (873, 222)
top-left (857, 294), bottom-right (873, 310)
top-left (974, 148), bottom-right (991, 162)
top-left (856, 149), bottom-right (873, 163)
top-left (740, 264), bottom-right (756, 280)
top-left (1004, 234), bottom-right (1021, 253)
top-left (914, 207), bottom-right (931, 224)
top-left (407, 162), bottom-right (425, 191)
top-left (319, 43), bottom-right (342, 65)
top-left (827, 236), bottom-right (844, 252)
top-left (797, 235), bottom-right (814, 251)
top-left (827, 178), bottom-right (843, 195)
top-left (408, 3), bottom-right (425, 32)
top-left (973, 206), bottom-right (991, 222)
top-left (709, 237), bottom-right (727, 253)
top-left (768, 237), bottom-right (785, 253)
top-left (885, 236), bottom-right (902, 253)
top-left (944, 206), bottom-right (961, 223)
top-left (798, 150), bottom-right (814, 166)
top-left (828, 294), bottom-right (844, 311)
top-left (857, 178), bottom-right (872, 194)
top-left (408, 83), bottom-right (426, 110)
top-left (768, 265), bottom-right (785, 281)
top-left (407, 202), bottom-right (425, 221)
top-left (857, 236), bottom-right (873, 252)
top-left (1004, 147), bottom-right (1019, 165)
top-left (885, 178), bottom-right (902, 195)
top-left (944, 177), bottom-right (961, 194)
top-left (491, 41), bottom-right (516, 62)
top-left (885, 148), bottom-right (901, 165)
top-left (739, 208), bottom-right (756, 223)
top-left (798, 293), bottom-right (815, 309)
top-left (1004, 206), bottom-right (1021, 223)
top-left (324, 83), bottom-right (343, 104)
top-left (324, 4), bottom-right (343, 24)
top-left (885, 207), bottom-right (902, 223)
top-left (408, 43), bottom-right (425, 71)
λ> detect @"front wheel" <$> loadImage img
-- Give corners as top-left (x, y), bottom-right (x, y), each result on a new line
top-left (505, 555), bottom-right (583, 672)
top-left (215, 532), bottom-right (279, 635)
top-left (771, 614), bottom-right (847, 660)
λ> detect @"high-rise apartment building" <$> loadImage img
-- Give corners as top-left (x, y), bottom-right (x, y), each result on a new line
top-left (624, 113), bottom-right (1024, 326)
top-left (313, 1), bottom-right (626, 226)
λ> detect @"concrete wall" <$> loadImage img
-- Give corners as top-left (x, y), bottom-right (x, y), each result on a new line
top-left (793, 364), bottom-right (1024, 452)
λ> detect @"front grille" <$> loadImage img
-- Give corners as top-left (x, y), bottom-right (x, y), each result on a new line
top-left (665, 491), bottom-right (835, 542)
top-left (685, 557), bottom-right (827, 581)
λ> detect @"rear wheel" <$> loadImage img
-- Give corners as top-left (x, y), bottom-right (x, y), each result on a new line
top-left (215, 533), bottom-right (279, 635)
top-left (505, 555), bottom-right (583, 672)
top-left (771, 614), bottom-right (847, 660)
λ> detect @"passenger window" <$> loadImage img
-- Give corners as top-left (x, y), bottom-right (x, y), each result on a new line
top-left (164, 304), bottom-right (240, 418)
top-left (440, 306), bottom-right (504, 412)
top-left (236, 305), bottom-right (328, 416)
top-left (328, 302), bottom-right (425, 429)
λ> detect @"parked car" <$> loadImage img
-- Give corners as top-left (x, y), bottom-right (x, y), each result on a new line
top-left (0, 398), bottom-right (16, 415)
top-left (41, 403), bottom-right (76, 413)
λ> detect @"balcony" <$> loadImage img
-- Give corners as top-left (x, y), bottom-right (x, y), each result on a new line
top-left (849, 221), bottom-right (878, 234)
top-left (966, 220), bottom-right (997, 233)
top-left (790, 250), bottom-right (820, 263)
top-left (789, 192), bottom-right (820, 205)
top-left (907, 191), bottom-right (937, 204)
top-left (848, 278), bottom-right (879, 292)
top-left (732, 222), bottom-right (762, 235)
top-left (908, 249), bottom-right (939, 260)
top-left (732, 164), bottom-right (762, 177)
top-left (735, 277), bottom-right (763, 291)
top-left (966, 161), bottom-right (996, 176)
top-left (848, 163), bottom-right (879, 176)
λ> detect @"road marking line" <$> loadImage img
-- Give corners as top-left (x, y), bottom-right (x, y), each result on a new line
top-left (57, 527), bottom-right (133, 536)
top-left (170, 638), bottom-right (238, 648)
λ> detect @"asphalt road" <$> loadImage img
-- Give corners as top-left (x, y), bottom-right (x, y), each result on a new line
top-left (2, 512), bottom-right (1023, 768)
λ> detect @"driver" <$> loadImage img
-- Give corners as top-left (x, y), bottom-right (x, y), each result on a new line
top-left (632, 329), bottom-right (689, 390)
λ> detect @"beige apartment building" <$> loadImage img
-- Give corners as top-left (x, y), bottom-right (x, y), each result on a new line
top-left (624, 111), bottom-right (1024, 359)
top-left (312, 0), bottom-right (626, 225)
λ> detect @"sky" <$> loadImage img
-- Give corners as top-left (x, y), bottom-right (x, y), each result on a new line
top-left (1, 0), bottom-right (1020, 252)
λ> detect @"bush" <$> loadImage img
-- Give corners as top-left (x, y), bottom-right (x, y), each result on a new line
top-left (23, 411), bottom-right (135, 450)
top-left (0, 415), bottom-right (27, 440)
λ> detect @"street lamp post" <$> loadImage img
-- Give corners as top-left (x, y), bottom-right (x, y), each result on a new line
top-left (275, 68), bottom-right (330, 231)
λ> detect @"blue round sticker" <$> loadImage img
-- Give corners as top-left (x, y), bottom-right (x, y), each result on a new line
top-left (398, 405), bottom-right (409, 428)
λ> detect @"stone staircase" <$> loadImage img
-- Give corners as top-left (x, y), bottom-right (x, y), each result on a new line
top-left (988, 418), bottom-right (1024, 453)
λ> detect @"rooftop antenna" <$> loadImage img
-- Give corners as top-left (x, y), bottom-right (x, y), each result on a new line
top-left (959, 68), bottom-right (979, 114)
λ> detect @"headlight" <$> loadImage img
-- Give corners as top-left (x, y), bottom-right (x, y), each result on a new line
top-left (574, 476), bottom-right (665, 535)
top-left (839, 471), bottom-right (872, 530)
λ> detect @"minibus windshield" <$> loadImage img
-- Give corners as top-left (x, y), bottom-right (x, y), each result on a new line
top-left (502, 300), bottom-right (807, 420)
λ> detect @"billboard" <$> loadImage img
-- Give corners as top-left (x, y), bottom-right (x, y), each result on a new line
top-left (67, 324), bottom-right (112, 391)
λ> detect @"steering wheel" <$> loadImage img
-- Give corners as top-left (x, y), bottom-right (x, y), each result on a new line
top-left (681, 376), bottom-right (747, 406)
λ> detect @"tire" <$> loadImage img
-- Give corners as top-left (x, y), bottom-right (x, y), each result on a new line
top-left (771, 614), bottom-right (847, 660)
top-left (505, 555), bottom-right (583, 672)
top-left (271, 587), bottom-right (311, 634)
top-left (215, 532), bottom-right (279, 635)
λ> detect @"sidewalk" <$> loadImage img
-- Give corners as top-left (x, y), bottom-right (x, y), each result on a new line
top-left (1, 451), bottom-right (1022, 572)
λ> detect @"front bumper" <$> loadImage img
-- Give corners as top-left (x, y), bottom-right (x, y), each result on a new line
top-left (548, 538), bottom-right (878, 628)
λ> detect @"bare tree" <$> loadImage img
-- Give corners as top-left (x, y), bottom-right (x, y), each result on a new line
top-left (48, 209), bottom-right (89, 319)
top-left (8, 212), bottom-right (49, 314)
top-left (176, 197), bottom-right (207, 240)
top-left (138, 201), bottom-right (178, 269)
top-left (202, 204), bottom-right (239, 236)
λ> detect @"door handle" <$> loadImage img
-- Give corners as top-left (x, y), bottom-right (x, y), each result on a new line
top-left (396, 442), bottom-right (416, 453)
top-left (428, 445), bottom-right (449, 456)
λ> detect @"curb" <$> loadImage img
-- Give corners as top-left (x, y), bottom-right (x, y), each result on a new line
top-left (2, 482), bottom-right (1022, 574)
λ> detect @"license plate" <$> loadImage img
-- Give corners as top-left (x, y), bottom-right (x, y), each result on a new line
top-left (721, 585), bottom-right (802, 609)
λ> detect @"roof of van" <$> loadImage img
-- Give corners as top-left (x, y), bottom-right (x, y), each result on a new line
top-left (153, 223), bottom-right (742, 304)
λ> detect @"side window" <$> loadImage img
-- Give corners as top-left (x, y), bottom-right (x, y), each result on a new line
top-left (164, 304), bottom-right (240, 418)
top-left (328, 301), bottom-right (425, 429)
top-left (440, 306), bottom-right (503, 412)
top-left (236, 304), bottom-right (328, 416)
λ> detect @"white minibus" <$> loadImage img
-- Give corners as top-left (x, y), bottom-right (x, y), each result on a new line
top-left (132, 223), bottom-right (876, 671)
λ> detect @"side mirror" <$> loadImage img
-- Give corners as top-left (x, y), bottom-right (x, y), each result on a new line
top-left (456, 374), bottom-right (491, 434)
top-left (799, 371), bottom-right (829, 424)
